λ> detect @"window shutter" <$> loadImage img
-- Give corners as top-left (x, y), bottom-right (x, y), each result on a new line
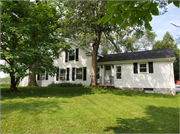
top-left (65, 52), bottom-right (68, 62)
top-left (66, 68), bottom-right (69, 81)
top-left (83, 67), bottom-right (87, 81)
top-left (56, 68), bottom-right (59, 81)
top-left (133, 63), bottom-right (138, 74)
top-left (37, 74), bottom-right (40, 80)
top-left (72, 67), bottom-right (75, 81)
top-left (46, 72), bottom-right (48, 80)
top-left (76, 48), bottom-right (79, 61)
top-left (148, 62), bottom-right (153, 73)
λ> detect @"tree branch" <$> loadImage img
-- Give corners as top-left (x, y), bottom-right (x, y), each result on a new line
top-left (104, 32), bottom-right (121, 54)
top-left (170, 23), bottom-right (180, 27)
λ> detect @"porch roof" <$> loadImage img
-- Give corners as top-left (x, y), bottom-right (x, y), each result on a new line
top-left (97, 48), bottom-right (175, 62)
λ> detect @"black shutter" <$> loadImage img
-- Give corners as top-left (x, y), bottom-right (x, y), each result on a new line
top-left (66, 68), bottom-right (69, 81)
top-left (46, 72), bottom-right (48, 80)
top-left (148, 62), bottom-right (153, 73)
top-left (133, 63), bottom-right (138, 74)
top-left (76, 48), bottom-right (79, 61)
top-left (56, 68), bottom-right (59, 81)
top-left (83, 67), bottom-right (86, 81)
top-left (65, 52), bottom-right (68, 62)
top-left (37, 74), bottom-right (40, 80)
top-left (72, 68), bottom-right (75, 81)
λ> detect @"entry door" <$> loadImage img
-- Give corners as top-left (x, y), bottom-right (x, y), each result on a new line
top-left (105, 65), bottom-right (111, 84)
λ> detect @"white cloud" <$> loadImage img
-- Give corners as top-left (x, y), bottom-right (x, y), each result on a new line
top-left (0, 60), bottom-right (9, 78)
top-left (0, 72), bottom-right (9, 78)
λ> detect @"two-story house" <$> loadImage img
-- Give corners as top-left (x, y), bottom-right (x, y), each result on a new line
top-left (19, 46), bottom-right (176, 95)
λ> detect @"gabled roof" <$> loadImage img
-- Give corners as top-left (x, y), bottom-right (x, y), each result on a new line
top-left (97, 48), bottom-right (175, 62)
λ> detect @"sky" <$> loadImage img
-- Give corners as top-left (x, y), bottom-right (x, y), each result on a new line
top-left (150, 3), bottom-right (180, 44)
top-left (0, 3), bottom-right (179, 78)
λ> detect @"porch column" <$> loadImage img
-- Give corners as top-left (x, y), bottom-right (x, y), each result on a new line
top-left (101, 65), bottom-right (105, 85)
top-left (111, 65), bottom-right (115, 76)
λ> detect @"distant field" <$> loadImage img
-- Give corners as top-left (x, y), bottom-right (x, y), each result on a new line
top-left (1, 84), bottom-right (179, 133)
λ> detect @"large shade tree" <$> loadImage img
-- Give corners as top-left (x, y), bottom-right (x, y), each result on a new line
top-left (1, 1), bottom-right (70, 92)
top-left (60, 1), bottom-right (159, 86)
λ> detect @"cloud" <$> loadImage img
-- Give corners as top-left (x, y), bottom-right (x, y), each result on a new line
top-left (0, 72), bottom-right (9, 78)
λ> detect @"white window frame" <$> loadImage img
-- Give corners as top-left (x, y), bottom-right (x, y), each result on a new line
top-left (139, 63), bottom-right (148, 73)
top-left (69, 49), bottom-right (75, 61)
top-left (116, 66), bottom-right (122, 80)
top-left (39, 70), bottom-right (46, 80)
top-left (60, 69), bottom-right (66, 81)
top-left (76, 68), bottom-right (83, 80)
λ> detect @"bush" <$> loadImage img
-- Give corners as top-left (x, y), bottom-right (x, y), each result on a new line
top-left (47, 82), bottom-right (83, 87)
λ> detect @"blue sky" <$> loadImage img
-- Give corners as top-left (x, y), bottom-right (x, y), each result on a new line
top-left (0, 3), bottom-right (179, 78)
top-left (150, 3), bottom-right (180, 44)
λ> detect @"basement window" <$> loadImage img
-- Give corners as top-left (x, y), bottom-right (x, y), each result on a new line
top-left (144, 88), bottom-right (154, 93)
top-left (144, 88), bottom-right (154, 91)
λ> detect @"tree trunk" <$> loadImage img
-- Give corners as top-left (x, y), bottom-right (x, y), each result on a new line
top-left (10, 73), bottom-right (18, 92)
top-left (90, 25), bottom-right (101, 87)
top-left (28, 64), bottom-right (38, 86)
top-left (90, 41), bottom-right (99, 87)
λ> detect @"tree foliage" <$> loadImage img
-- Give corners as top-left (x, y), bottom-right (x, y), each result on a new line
top-left (152, 32), bottom-right (180, 81)
top-left (99, 28), bottom-right (157, 54)
top-left (1, 1), bottom-right (70, 91)
top-left (137, 29), bottom-right (157, 50)
top-left (98, 1), bottom-right (179, 30)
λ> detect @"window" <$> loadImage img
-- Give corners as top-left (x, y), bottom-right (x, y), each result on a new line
top-left (37, 70), bottom-right (48, 80)
top-left (69, 50), bottom-right (75, 61)
top-left (60, 69), bottom-right (66, 81)
top-left (116, 66), bottom-right (121, 79)
top-left (39, 70), bottom-right (46, 80)
top-left (76, 68), bottom-right (82, 79)
top-left (140, 63), bottom-right (147, 72)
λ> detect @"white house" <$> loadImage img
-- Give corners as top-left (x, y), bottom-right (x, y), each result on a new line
top-left (19, 46), bottom-right (176, 95)
top-left (20, 44), bottom-right (93, 87)
top-left (97, 48), bottom-right (176, 95)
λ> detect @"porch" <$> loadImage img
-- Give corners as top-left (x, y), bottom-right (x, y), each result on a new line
top-left (96, 64), bottom-right (115, 87)
top-left (97, 76), bottom-right (114, 86)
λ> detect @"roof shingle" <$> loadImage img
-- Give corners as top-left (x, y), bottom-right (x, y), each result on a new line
top-left (97, 48), bottom-right (175, 62)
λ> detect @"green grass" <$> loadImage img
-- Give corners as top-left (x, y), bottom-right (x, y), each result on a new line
top-left (1, 84), bottom-right (179, 133)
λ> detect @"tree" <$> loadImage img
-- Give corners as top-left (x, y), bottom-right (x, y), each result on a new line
top-left (98, 1), bottom-right (179, 29)
top-left (136, 29), bottom-right (157, 50)
top-left (1, 1), bottom-right (70, 92)
top-left (28, 0), bottom-right (48, 87)
top-left (61, 1), bottom-right (111, 86)
top-left (152, 32), bottom-right (180, 81)
top-left (61, 1), bottom-right (157, 86)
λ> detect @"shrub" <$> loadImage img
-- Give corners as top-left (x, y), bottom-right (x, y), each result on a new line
top-left (47, 82), bottom-right (83, 87)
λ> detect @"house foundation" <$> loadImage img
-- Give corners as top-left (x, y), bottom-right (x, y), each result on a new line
top-left (116, 87), bottom-right (176, 95)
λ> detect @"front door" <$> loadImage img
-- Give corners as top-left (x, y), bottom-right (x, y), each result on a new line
top-left (104, 65), bottom-right (111, 84)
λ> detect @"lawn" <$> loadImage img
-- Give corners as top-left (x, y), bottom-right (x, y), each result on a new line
top-left (1, 84), bottom-right (179, 133)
